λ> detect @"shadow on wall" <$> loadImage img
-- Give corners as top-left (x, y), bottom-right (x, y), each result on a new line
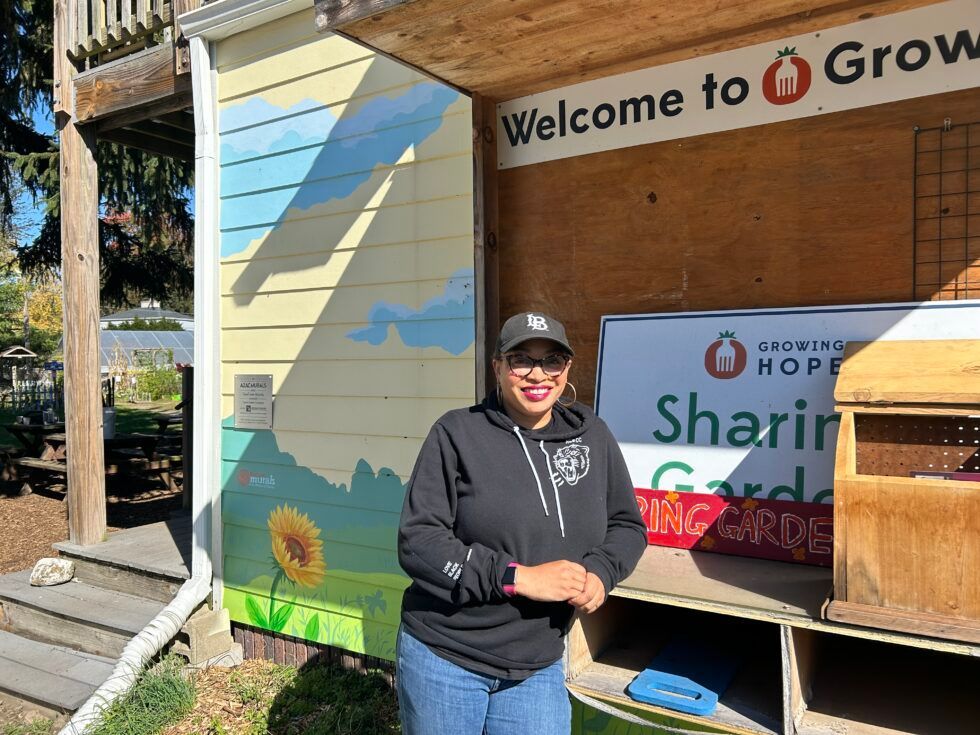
top-left (217, 53), bottom-right (473, 659)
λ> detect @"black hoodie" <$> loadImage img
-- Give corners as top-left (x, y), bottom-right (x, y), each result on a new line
top-left (398, 393), bottom-right (647, 679)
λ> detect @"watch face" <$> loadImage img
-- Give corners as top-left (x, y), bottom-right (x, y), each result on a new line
top-left (502, 565), bottom-right (517, 587)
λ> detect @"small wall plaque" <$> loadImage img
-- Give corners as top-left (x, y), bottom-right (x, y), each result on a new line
top-left (234, 374), bottom-right (273, 429)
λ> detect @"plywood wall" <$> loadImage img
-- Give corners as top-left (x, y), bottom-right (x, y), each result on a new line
top-left (497, 88), bottom-right (980, 405)
top-left (215, 10), bottom-right (473, 661)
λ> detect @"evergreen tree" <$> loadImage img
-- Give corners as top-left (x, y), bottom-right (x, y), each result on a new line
top-left (0, 0), bottom-right (194, 308)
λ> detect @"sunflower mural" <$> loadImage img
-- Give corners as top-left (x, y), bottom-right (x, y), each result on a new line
top-left (244, 504), bottom-right (326, 633)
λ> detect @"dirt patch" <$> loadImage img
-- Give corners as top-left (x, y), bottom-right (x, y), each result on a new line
top-left (163, 659), bottom-right (400, 735)
top-left (0, 477), bottom-right (183, 575)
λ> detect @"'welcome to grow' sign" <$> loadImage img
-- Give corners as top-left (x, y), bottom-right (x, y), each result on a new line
top-left (496, 0), bottom-right (979, 169)
top-left (595, 301), bottom-right (980, 506)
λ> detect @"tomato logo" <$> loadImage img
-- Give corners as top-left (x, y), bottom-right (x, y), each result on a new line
top-left (762, 47), bottom-right (812, 105)
top-left (237, 469), bottom-right (252, 486)
top-left (705, 331), bottom-right (747, 379)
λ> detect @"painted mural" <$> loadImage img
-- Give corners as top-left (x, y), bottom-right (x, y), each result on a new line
top-left (216, 11), bottom-right (474, 661)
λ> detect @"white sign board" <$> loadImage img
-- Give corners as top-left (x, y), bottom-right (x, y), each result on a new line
top-left (497, 0), bottom-right (979, 169)
top-left (234, 374), bottom-right (273, 429)
top-left (595, 301), bottom-right (980, 503)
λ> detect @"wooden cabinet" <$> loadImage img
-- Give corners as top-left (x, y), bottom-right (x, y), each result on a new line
top-left (565, 546), bottom-right (980, 734)
top-left (827, 340), bottom-right (980, 643)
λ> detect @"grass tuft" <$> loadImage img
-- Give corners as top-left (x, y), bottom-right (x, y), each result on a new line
top-left (1, 720), bottom-right (53, 735)
top-left (87, 655), bottom-right (194, 735)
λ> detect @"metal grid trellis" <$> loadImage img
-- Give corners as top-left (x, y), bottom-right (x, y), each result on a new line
top-left (913, 120), bottom-right (980, 301)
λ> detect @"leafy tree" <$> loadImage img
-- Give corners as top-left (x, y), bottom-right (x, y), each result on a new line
top-left (0, 0), bottom-right (194, 307)
top-left (106, 316), bottom-right (184, 331)
top-left (0, 217), bottom-right (62, 357)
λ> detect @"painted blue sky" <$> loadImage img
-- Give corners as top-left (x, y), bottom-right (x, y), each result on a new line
top-left (347, 268), bottom-right (475, 355)
top-left (219, 82), bottom-right (459, 257)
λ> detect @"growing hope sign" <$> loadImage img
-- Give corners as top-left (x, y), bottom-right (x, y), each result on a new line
top-left (594, 301), bottom-right (980, 504)
top-left (497, 0), bottom-right (979, 169)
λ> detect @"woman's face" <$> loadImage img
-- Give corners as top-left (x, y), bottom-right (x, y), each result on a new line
top-left (493, 338), bottom-right (571, 430)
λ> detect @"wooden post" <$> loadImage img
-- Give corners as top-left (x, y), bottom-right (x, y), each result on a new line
top-left (472, 93), bottom-right (499, 401)
top-left (55, 0), bottom-right (107, 545)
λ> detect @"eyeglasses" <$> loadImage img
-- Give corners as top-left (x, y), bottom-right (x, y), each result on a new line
top-left (504, 353), bottom-right (570, 378)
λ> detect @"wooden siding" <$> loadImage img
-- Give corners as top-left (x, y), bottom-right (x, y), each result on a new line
top-left (216, 9), bottom-right (473, 662)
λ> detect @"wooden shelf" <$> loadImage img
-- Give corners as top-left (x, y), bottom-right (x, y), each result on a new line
top-left (791, 629), bottom-right (980, 735)
top-left (615, 546), bottom-right (832, 623)
top-left (569, 660), bottom-right (780, 735)
top-left (567, 598), bottom-right (784, 735)
top-left (614, 546), bottom-right (980, 657)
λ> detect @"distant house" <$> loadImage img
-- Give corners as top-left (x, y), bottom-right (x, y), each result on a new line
top-left (101, 299), bottom-right (194, 331)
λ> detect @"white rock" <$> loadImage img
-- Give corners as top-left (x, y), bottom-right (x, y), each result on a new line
top-left (30, 558), bottom-right (75, 586)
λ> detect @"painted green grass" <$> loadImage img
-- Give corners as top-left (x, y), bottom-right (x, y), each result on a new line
top-left (86, 656), bottom-right (194, 735)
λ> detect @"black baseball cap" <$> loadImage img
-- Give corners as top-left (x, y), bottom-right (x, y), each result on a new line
top-left (495, 312), bottom-right (574, 356)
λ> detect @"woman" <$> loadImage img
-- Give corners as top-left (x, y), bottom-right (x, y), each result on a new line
top-left (397, 311), bottom-right (647, 735)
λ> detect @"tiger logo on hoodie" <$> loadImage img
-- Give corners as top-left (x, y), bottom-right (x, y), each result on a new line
top-left (552, 445), bottom-right (590, 486)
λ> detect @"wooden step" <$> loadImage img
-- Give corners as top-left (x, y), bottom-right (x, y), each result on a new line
top-left (58, 556), bottom-right (184, 603)
top-left (0, 629), bottom-right (114, 712)
top-left (0, 571), bottom-right (163, 658)
top-left (53, 518), bottom-right (191, 582)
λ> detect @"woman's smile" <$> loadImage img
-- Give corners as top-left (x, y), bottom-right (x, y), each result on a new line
top-left (521, 385), bottom-right (553, 402)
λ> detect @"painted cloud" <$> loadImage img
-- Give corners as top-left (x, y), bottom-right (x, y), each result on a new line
top-left (219, 83), bottom-right (459, 258)
top-left (347, 268), bottom-right (475, 355)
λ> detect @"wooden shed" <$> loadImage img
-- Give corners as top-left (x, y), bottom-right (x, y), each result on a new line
top-left (174, 1), bottom-right (980, 733)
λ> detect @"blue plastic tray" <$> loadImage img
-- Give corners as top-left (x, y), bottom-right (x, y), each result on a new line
top-left (627, 637), bottom-right (739, 717)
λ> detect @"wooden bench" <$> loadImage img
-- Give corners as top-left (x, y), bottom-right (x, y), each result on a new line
top-left (6, 453), bottom-right (183, 494)
top-left (4, 457), bottom-right (68, 496)
top-left (105, 454), bottom-right (183, 491)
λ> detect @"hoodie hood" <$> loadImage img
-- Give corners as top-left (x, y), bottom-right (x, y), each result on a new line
top-left (483, 390), bottom-right (594, 441)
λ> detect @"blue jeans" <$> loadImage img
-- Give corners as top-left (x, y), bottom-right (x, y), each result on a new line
top-left (397, 626), bottom-right (571, 735)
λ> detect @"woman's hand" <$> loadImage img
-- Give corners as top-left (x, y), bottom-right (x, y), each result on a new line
top-left (568, 572), bottom-right (606, 614)
top-left (514, 561), bottom-right (586, 602)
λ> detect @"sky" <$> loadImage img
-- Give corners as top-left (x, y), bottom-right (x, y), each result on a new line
top-left (13, 103), bottom-right (54, 245)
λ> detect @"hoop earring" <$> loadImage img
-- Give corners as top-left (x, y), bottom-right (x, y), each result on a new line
top-left (496, 383), bottom-right (502, 404)
top-left (558, 382), bottom-right (577, 406)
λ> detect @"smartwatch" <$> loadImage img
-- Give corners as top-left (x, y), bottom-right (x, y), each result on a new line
top-left (502, 562), bottom-right (519, 597)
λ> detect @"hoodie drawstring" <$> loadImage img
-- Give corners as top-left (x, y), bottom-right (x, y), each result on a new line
top-left (539, 442), bottom-right (566, 538)
top-left (513, 426), bottom-right (550, 518)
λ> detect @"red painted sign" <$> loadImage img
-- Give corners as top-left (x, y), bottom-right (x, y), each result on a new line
top-left (634, 488), bottom-right (833, 566)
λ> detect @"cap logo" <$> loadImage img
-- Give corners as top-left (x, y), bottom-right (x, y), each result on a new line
top-left (527, 314), bottom-right (549, 331)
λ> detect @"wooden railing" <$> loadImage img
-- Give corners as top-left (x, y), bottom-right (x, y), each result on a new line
top-left (68, 1), bottom-right (174, 62)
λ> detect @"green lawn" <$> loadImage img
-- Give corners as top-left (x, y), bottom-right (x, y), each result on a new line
top-left (0, 400), bottom-right (179, 448)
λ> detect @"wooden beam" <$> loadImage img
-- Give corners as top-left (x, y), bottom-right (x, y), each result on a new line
top-left (74, 43), bottom-right (191, 125)
top-left (154, 110), bottom-right (195, 133)
top-left (472, 93), bottom-right (499, 402)
top-left (314, 0), bottom-right (418, 32)
top-left (95, 92), bottom-right (193, 133)
top-left (128, 118), bottom-right (195, 147)
top-left (99, 125), bottom-right (194, 162)
top-left (55, 0), bottom-right (107, 546)
top-left (172, 0), bottom-right (200, 75)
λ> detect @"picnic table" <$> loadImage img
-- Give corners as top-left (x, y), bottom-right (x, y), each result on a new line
top-left (4, 430), bottom-right (182, 495)
top-left (3, 422), bottom-right (66, 456)
top-left (151, 411), bottom-right (183, 435)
